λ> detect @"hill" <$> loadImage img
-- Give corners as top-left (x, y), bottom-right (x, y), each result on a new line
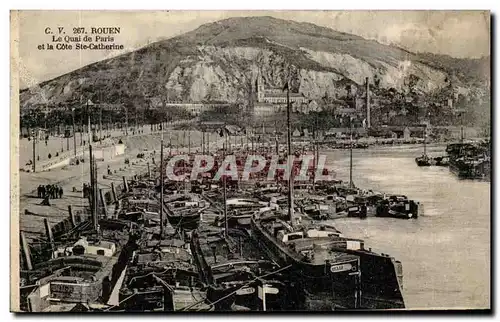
top-left (20, 16), bottom-right (490, 125)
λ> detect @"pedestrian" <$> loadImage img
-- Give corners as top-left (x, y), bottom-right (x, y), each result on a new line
top-left (40, 195), bottom-right (51, 206)
top-left (59, 187), bottom-right (63, 199)
top-left (83, 184), bottom-right (89, 199)
top-left (41, 185), bottom-right (46, 198)
top-left (107, 165), bottom-right (111, 175)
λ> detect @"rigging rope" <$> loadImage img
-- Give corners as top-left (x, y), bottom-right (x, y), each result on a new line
top-left (196, 263), bottom-right (293, 311)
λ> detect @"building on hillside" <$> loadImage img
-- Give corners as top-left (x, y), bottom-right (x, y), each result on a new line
top-left (252, 124), bottom-right (282, 135)
top-left (366, 127), bottom-right (395, 139)
top-left (334, 107), bottom-right (357, 116)
top-left (256, 76), bottom-right (308, 105)
top-left (254, 103), bottom-right (286, 116)
top-left (403, 127), bottom-right (411, 140)
top-left (149, 97), bottom-right (230, 116)
top-left (368, 126), bottom-right (426, 139)
top-left (293, 100), bottom-right (320, 114)
top-left (325, 127), bottom-right (367, 139)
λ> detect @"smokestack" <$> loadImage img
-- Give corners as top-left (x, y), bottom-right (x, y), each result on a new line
top-left (366, 77), bottom-right (371, 128)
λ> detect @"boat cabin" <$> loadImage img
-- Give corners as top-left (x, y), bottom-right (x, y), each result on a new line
top-left (387, 195), bottom-right (408, 203)
top-left (227, 198), bottom-right (264, 209)
top-left (27, 238), bottom-right (119, 311)
top-left (170, 200), bottom-right (206, 209)
top-left (52, 237), bottom-right (117, 259)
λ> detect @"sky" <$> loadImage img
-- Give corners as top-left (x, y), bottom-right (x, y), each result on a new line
top-left (13, 10), bottom-right (490, 89)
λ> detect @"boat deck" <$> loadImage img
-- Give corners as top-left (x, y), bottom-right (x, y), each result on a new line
top-left (284, 237), bottom-right (359, 266)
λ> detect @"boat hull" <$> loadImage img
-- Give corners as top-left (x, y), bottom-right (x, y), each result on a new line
top-left (415, 157), bottom-right (431, 167)
top-left (336, 248), bottom-right (405, 309)
top-left (166, 213), bottom-right (201, 230)
top-left (251, 218), bottom-right (405, 310)
top-left (250, 219), bottom-right (360, 310)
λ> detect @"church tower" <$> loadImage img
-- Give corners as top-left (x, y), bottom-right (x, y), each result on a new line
top-left (256, 72), bottom-right (265, 103)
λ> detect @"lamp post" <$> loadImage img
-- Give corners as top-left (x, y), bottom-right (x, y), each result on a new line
top-left (32, 129), bottom-right (36, 172)
top-left (72, 108), bottom-right (77, 156)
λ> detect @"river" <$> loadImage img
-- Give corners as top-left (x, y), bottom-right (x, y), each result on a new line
top-left (322, 144), bottom-right (490, 309)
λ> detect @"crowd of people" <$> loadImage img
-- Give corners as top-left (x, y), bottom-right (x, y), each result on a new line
top-left (37, 184), bottom-right (64, 199)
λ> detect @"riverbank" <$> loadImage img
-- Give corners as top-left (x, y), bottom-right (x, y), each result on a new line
top-left (17, 126), bottom-right (229, 240)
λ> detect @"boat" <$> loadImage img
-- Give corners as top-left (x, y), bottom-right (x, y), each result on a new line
top-left (415, 154), bottom-right (431, 166)
top-left (251, 211), bottom-right (405, 309)
top-left (446, 140), bottom-right (490, 179)
top-left (115, 236), bottom-right (209, 312)
top-left (23, 236), bottom-right (128, 312)
top-left (433, 156), bottom-right (449, 167)
top-left (298, 195), bottom-right (349, 220)
top-left (190, 226), bottom-right (290, 311)
top-left (251, 212), bottom-right (365, 310)
top-left (164, 194), bottom-right (207, 230)
top-left (375, 199), bottom-right (419, 219)
top-left (415, 124), bottom-right (431, 166)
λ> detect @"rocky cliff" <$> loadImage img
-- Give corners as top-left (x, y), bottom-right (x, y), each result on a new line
top-left (20, 16), bottom-right (490, 116)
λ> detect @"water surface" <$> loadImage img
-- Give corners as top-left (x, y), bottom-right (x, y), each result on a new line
top-left (322, 145), bottom-right (490, 309)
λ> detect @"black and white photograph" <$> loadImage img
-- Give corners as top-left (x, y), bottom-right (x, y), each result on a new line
top-left (10, 10), bottom-right (491, 312)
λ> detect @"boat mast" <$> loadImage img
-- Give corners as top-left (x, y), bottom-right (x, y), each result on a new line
top-left (207, 131), bottom-right (210, 154)
top-left (251, 127), bottom-right (254, 153)
top-left (71, 108), bottom-right (77, 157)
top-left (169, 125), bottom-right (172, 156)
top-left (222, 127), bottom-right (228, 238)
top-left (201, 129), bottom-right (205, 154)
top-left (313, 115), bottom-right (319, 191)
top-left (160, 128), bottom-right (164, 239)
top-left (32, 128), bottom-right (36, 172)
top-left (315, 139), bottom-right (319, 190)
top-left (99, 97), bottom-right (103, 142)
top-left (424, 124), bottom-right (427, 156)
top-left (460, 111), bottom-right (464, 143)
top-left (285, 79), bottom-right (294, 226)
top-left (93, 158), bottom-right (99, 228)
top-left (87, 100), bottom-right (98, 233)
top-left (349, 117), bottom-right (354, 188)
top-left (274, 120), bottom-right (279, 155)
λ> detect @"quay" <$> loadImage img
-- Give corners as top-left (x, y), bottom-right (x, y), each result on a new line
top-left (17, 126), bottom-right (421, 311)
